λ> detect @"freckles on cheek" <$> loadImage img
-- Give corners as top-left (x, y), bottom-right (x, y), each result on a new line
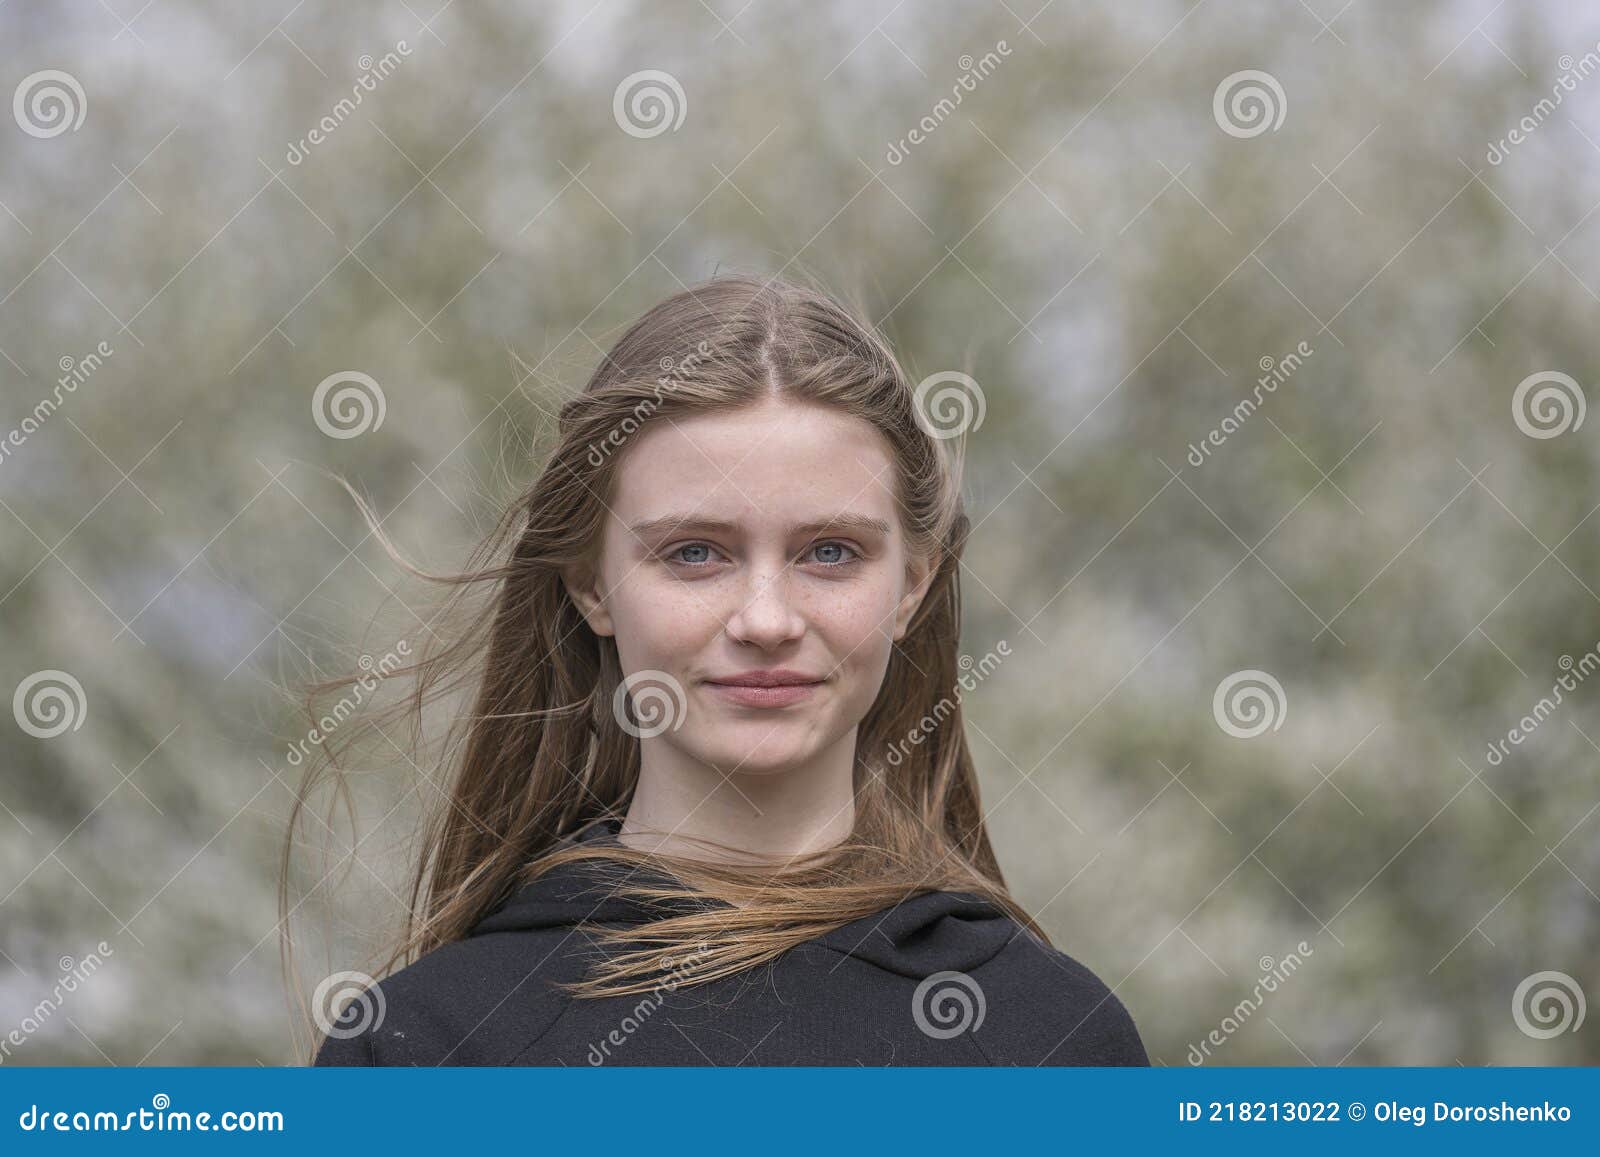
top-left (615, 577), bottom-right (714, 661)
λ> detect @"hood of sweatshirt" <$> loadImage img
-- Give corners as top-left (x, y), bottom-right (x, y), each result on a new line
top-left (468, 816), bottom-right (1021, 979)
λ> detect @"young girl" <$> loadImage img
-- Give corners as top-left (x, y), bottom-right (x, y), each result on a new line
top-left (300, 274), bottom-right (1148, 1066)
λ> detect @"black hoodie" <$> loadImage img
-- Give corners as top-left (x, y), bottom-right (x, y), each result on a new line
top-left (314, 817), bottom-right (1149, 1066)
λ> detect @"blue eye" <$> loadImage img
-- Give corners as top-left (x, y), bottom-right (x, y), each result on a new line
top-left (670, 543), bottom-right (716, 566)
top-left (810, 542), bottom-right (859, 567)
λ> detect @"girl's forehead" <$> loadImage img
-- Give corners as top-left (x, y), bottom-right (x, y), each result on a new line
top-left (611, 405), bottom-right (898, 508)
top-left (642, 396), bottom-right (877, 447)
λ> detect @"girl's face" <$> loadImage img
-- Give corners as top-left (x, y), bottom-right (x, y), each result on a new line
top-left (566, 395), bottom-right (935, 778)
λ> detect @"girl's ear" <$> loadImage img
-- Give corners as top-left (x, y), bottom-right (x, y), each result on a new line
top-left (891, 551), bottom-right (938, 642)
top-left (562, 564), bottom-right (616, 637)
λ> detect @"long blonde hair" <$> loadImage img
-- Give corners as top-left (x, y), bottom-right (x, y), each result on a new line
top-left (284, 273), bottom-right (1044, 1046)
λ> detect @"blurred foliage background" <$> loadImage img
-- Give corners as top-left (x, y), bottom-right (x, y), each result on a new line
top-left (2, 0), bottom-right (1597, 1065)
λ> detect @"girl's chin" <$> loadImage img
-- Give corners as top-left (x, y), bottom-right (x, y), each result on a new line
top-left (679, 737), bottom-right (824, 778)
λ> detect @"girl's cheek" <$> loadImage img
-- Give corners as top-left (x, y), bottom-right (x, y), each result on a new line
top-left (620, 572), bottom-right (699, 625)
top-left (828, 600), bottom-right (901, 664)
top-left (637, 592), bottom-right (719, 656)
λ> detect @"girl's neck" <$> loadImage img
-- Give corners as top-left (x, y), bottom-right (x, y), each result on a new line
top-left (619, 731), bottom-right (857, 864)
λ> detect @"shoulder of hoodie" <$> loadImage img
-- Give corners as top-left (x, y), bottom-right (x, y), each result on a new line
top-left (795, 908), bottom-right (1149, 1067)
top-left (976, 921), bottom-right (1149, 1066)
top-left (311, 919), bottom-right (620, 1067)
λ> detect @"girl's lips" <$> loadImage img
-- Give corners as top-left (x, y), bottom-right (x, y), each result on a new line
top-left (703, 681), bottom-right (821, 708)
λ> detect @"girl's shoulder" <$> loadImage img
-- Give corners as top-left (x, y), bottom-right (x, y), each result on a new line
top-left (972, 925), bottom-right (1150, 1065)
top-left (312, 920), bottom-right (605, 1066)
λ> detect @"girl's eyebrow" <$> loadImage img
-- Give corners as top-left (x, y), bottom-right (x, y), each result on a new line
top-left (627, 513), bottom-right (892, 539)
